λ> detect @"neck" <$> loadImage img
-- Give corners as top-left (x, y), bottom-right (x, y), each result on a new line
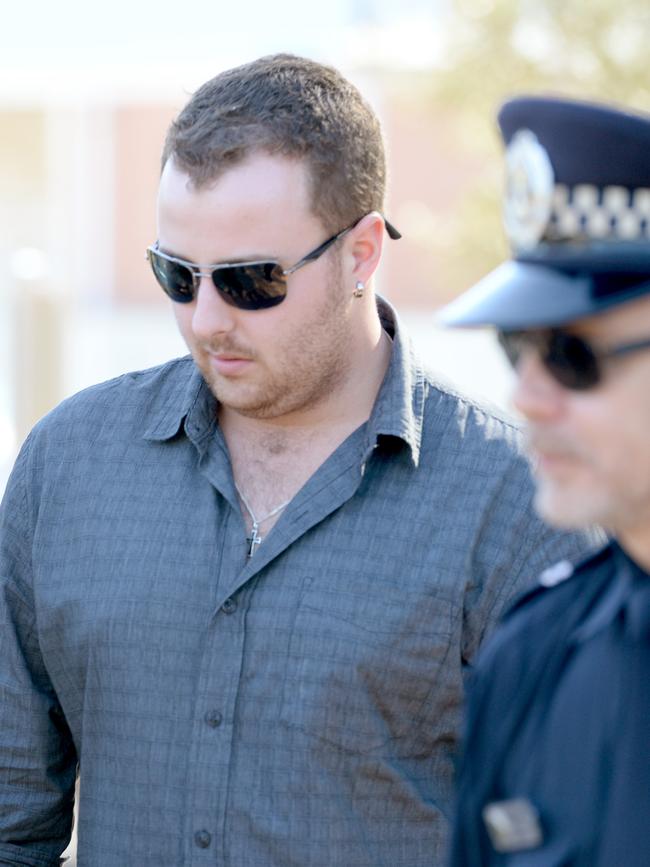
top-left (616, 528), bottom-right (650, 574)
top-left (219, 306), bottom-right (392, 519)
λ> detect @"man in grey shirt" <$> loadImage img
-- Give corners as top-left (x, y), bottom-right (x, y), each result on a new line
top-left (0, 54), bottom-right (596, 866)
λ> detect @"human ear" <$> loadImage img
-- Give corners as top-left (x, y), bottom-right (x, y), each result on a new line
top-left (346, 212), bottom-right (385, 285)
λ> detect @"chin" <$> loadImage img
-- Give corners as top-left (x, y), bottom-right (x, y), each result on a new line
top-left (534, 482), bottom-right (603, 530)
top-left (200, 369), bottom-right (260, 411)
top-left (210, 380), bottom-right (290, 419)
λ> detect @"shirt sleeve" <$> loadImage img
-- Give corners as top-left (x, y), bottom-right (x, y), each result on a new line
top-left (0, 437), bottom-right (77, 866)
top-left (460, 451), bottom-right (604, 665)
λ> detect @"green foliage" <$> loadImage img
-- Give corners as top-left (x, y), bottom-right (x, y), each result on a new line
top-left (386, 0), bottom-right (650, 298)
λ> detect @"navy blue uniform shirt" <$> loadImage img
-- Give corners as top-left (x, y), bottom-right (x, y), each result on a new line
top-left (451, 540), bottom-right (650, 866)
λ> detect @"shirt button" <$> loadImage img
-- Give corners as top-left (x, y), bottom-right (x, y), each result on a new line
top-left (221, 597), bottom-right (237, 614)
top-left (204, 709), bottom-right (223, 728)
top-left (194, 830), bottom-right (212, 849)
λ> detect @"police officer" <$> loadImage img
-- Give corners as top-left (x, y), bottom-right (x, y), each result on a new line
top-left (440, 96), bottom-right (650, 866)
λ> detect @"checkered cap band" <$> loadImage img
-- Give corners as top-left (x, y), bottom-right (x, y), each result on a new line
top-left (546, 184), bottom-right (650, 243)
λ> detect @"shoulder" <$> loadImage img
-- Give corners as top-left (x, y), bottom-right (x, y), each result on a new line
top-left (418, 360), bottom-right (524, 457)
top-left (15, 356), bottom-right (198, 474)
top-left (476, 543), bottom-right (615, 671)
top-left (409, 351), bottom-right (601, 550)
top-left (504, 543), bottom-right (615, 620)
top-left (415, 363), bottom-right (542, 527)
top-left (504, 543), bottom-right (613, 623)
top-left (414, 359), bottom-right (602, 549)
top-left (3, 357), bottom-right (201, 546)
top-left (30, 356), bottom-right (195, 437)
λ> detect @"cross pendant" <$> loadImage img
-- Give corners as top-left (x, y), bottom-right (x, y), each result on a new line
top-left (246, 522), bottom-right (262, 558)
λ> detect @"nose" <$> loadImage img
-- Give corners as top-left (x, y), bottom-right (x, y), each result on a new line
top-left (512, 349), bottom-right (567, 422)
top-left (190, 274), bottom-right (237, 341)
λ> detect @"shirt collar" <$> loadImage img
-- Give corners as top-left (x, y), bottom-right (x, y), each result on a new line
top-left (366, 296), bottom-right (425, 466)
top-left (142, 297), bottom-right (426, 465)
top-left (142, 358), bottom-right (213, 444)
top-left (572, 541), bottom-right (650, 644)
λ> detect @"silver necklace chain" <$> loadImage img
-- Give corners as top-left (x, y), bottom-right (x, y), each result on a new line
top-left (235, 484), bottom-right (291, 558)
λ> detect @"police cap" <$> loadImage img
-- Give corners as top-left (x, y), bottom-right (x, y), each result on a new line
top-left (440, 96), bottom-right (650, 329)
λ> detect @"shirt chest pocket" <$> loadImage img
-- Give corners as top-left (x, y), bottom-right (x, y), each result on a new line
top-left (279, 574), bottom-right (458, 754)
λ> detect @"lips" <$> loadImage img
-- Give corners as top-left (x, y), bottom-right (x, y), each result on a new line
top-left (525, 429), bottom-right (586, 474)
top-left (213, 353), bottom-right (250, 362)
top-left (528, 443), bottom-right (584, 480)
top-left (206, 352), bottom-right (253, 375)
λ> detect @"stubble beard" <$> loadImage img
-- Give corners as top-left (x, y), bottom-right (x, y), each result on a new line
top-left (533, 480), bottom-right (596, 530)
top-left (198, 263), bottom-right (355, 420)
top-left (526, 430), bottom-right (594, 529)
top-left (532, 460), bottom-right (625, 533)
top-left (535, 467), bottom-right (650, 538)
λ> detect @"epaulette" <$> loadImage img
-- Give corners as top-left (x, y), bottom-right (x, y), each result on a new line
top-left (504, 542), bottom-right (614, 618)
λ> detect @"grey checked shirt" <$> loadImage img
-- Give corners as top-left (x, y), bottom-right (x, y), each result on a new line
top-left (0, 300), bottom-right (598, 866)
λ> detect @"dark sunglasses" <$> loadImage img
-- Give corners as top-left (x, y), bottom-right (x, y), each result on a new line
top-left (498, 327), bottom-right (650, 391)
top-left (146, 216), bottom-right (401, 311)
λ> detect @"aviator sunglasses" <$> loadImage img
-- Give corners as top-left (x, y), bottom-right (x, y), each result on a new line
top-left (146, 216), bottom-right (401, 311)
top-left (498, 327), bottom-right (650, 391)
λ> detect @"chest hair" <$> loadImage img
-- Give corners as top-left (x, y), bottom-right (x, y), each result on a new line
top-left (227, 424), bottom-right (357, 534)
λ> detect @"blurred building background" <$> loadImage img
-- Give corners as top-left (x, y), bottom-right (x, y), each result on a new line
top-left (3, 1), bottom-right (650, 861)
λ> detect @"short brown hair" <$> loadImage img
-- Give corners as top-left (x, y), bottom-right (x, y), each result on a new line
top-left (162, 54), bottom-right (387, 233)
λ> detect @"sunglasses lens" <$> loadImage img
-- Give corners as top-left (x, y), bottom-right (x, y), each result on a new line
top-left (546, 332), bottom-right (600, 390)
top-left (148, 249), bottom-right (289, 310)
top-left (212, 263), bottom-right (287, 310)
top-left (498, 330), bottom-right (601, 390)
top-left (149, 251), bottom-right (195, 303)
